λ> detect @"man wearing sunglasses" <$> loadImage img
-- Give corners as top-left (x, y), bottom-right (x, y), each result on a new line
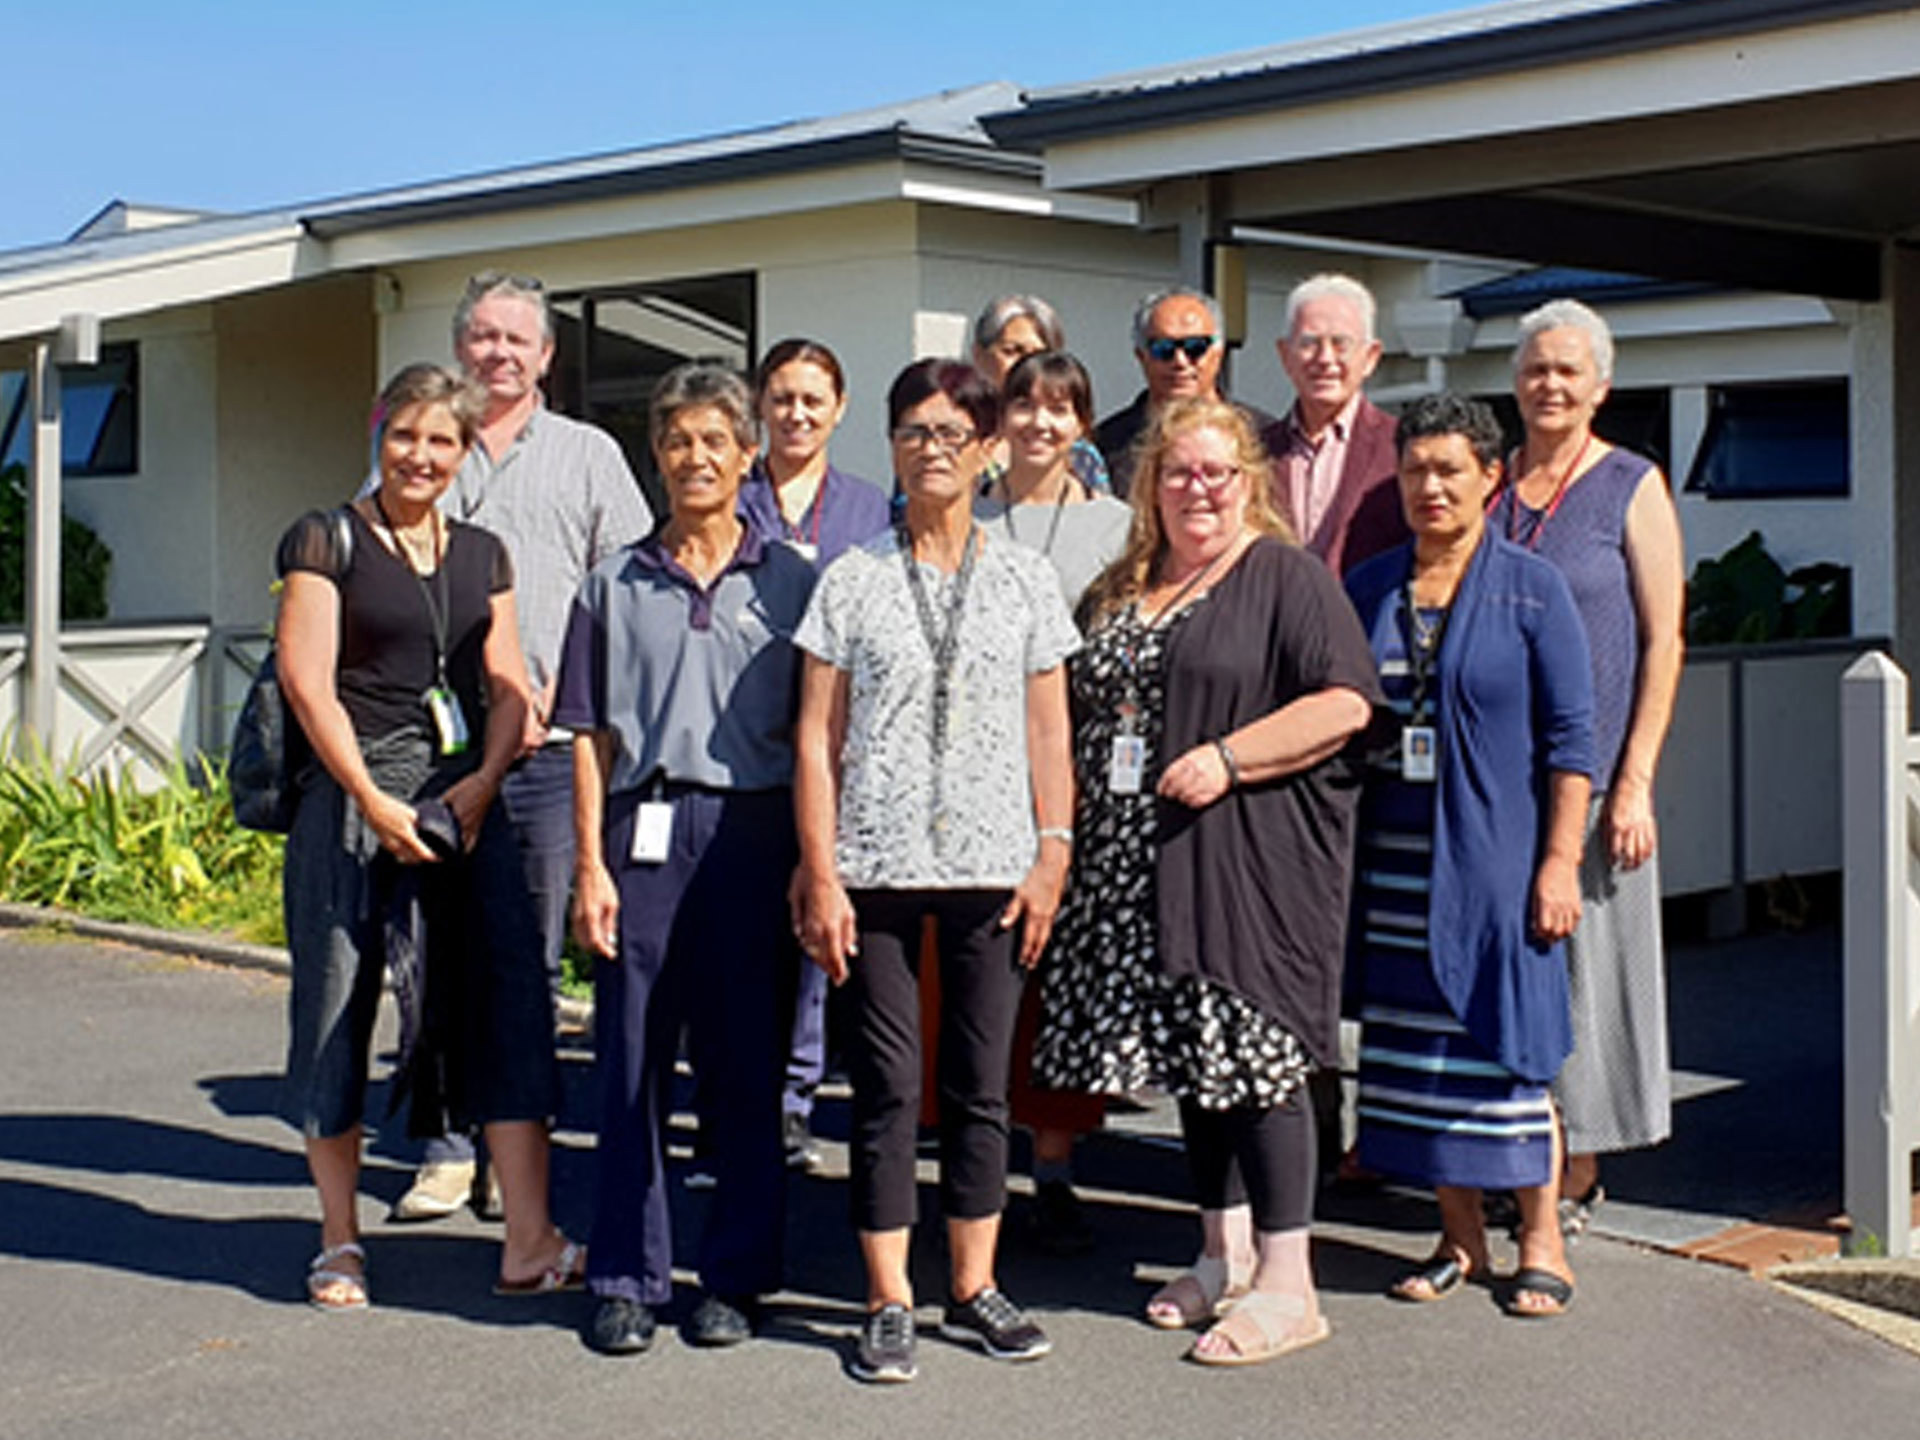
top-left (1261, 272), bottom-right (1406, 580)
top-left (1093, 288), bottom-right (1276, 498)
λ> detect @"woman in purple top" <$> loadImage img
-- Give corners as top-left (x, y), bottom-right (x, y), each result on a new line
top-left (737, 338), bottom-right (891, 1173)
top-left (1488, 299), bottom-right (1686, 1233)
top-left (738, 338), bottom-right (889, 567)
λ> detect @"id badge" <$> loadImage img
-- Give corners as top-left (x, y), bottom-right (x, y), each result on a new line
top-left (630, 801), bottom-right (674, 864)
top-left (1108, 734), bottom-right (1146, 794)
top-left (1401, 724), bottom-right (1437, 783)
top-left (425, 685), bottom-right (470, 756)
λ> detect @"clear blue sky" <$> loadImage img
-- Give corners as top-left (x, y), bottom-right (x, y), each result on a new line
top-left (8, 0), bottom-right (1475, 252)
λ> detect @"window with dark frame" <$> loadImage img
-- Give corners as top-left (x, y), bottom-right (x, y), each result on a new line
top-left (1684, 379), bottom-right (1849, 500)
top-left (0, 342), bottom-right (139, 477)
top-left (547, 274), bottom-right (756, 518)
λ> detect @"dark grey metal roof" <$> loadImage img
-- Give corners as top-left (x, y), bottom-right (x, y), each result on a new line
top-left (985, 0), bottom-right (1916, 149)
top-left (0, 82), bottom-right (1029, 271)
top-left (299, 82), bottom-right (1031, 237)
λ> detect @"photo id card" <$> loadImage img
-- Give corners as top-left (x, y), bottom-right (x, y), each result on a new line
top-left (630, 801), bottom-right (674, 864)
top-left (1401, 724), bottom-right (1437, 783)
top-left (425, 685), bottom-right (470, 757)
top-left (1108, 734), bottom-right (1146, 794)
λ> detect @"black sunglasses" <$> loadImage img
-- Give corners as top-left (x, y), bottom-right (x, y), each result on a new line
top-left (1144, 335), bottom-right (1216, 364)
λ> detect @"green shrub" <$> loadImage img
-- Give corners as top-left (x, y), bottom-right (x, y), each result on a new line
top-left (0, 462), bottom-right (114, 623)
top-left (0, 749), bottom-right (284, 945)
top-left (1686, 531), bottom-right (1850, 645)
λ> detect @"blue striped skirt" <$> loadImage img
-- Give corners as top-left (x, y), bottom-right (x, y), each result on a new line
top-left (1353, 781), bottom-right (1554, 1191)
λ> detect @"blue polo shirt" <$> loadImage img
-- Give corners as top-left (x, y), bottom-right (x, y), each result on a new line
top-left (551, 524), bottom-right (815, 796)
top-left (736, 459), bottom-right (890, 568)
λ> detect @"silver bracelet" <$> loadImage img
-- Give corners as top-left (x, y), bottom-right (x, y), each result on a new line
top-left (1214, 737), bottom-right (1242, 789)
top-left (1037, 826), bottom-right (1075, 846)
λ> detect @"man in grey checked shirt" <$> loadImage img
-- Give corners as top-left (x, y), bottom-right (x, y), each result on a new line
top-left (393, 271), bottom-right (654, 1222)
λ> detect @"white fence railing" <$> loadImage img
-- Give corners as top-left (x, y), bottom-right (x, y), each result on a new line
top-left (1661, 637), bottom-right (1885, 899)
top-left (0, 622), bottom-right (267, 785)
top-left (1840, 651), bottom-right (1920, 1257)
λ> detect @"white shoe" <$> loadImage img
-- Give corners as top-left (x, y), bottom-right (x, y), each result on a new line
top-left (391, 1159), bottom-right (476, 1221)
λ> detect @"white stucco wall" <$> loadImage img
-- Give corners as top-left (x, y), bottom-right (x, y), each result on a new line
top-left (214, 273), bottom-right (377, 632)
top-left (60, 307), bottom-right (218, 623)
top-left (51, 275), bottom-right (375, 633)
top-left (375, 201), bottom-right (925, 488)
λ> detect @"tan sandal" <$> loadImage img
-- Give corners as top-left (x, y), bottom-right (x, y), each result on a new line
top-left (1189, 1291), bottom-right (1330, 1367)
top-left (1145, 1253), bottom-right (1250, 1330)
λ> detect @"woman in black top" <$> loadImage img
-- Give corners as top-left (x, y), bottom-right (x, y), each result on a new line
top-left (1035, 399), bottom-right (1379, 1365)
top-left (276, 364), bottom-right (579, 1310)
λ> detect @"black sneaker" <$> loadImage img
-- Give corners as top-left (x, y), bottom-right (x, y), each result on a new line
top-left (1027, 1179), bottom-right (1095, 1255)
top-left (687, 1292), bottom-right (757, 1347)
top-left (852, 1303), bottom-right (917, 1383)
top-left (588, 1297), bottom-right (657, 1356)
top-left (784, 1113), bottom-right (823, 1174)
top-left (941, 1287), bottom-right (1052, 1361)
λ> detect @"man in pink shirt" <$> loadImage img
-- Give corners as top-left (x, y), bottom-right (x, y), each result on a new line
top-left (1262, 274), bottom-right (1407, 579)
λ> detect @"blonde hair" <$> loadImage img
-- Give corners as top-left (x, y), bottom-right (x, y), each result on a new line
top-left (1082, 398), bottom-right (1293, 622)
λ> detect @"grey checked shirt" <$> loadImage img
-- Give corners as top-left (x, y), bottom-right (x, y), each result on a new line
top-left (442, 405), bottom-right (653, 695)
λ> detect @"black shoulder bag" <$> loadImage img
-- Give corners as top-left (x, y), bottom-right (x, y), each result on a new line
top-left (229, 509), bottom-right (352, 833)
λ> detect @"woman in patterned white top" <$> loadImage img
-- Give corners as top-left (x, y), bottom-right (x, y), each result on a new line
top-left (792, 359), bottom-right (1078, 1384)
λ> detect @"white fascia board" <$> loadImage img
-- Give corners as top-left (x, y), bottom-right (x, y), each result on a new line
top-left (326, 161), bottom-right (912, 269)
top-left (1040, 11), bottom-right (1920, 192)
top-left (329, 156), bottom-right (1141, 271)
top-left (0, 225), bottom-right (319, 341)
top-left (1470, 292), bottom-right (1841, 351)
top-left (900, 168), bottom-right (1138, 226)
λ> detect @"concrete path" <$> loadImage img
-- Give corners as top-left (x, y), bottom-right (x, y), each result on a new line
top-left (2, 928), bottom-right (1916, 1440)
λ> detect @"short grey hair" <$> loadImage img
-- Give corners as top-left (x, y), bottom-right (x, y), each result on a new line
top-left (1284, 273), bottom-right (1377, 344)
top-left (452, 270), bottom-right (553, 348)
top-left (972, 294), bottom-right (1065, 353)
top-left (1513, 298), bottom-right (1615, 383)
top-left (1131, 287), bottom-right (1224, 350)
top-left (648, 361), bottom-right (759, 450)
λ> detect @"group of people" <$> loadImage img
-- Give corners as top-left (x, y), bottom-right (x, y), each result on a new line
top-left (268, 265), bottom-right (1684, 1379)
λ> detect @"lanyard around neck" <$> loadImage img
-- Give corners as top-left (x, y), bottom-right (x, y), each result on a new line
top-left (1502, 432), bottom-right (1593, 551)
top-left (373, 495), bottom-right (451, 682)
top-left (898, 521), bottom-right (982, 768)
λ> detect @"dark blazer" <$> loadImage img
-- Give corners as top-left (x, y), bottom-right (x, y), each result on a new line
top-left (1264, 396), bottom-right (1408, 580)
top-left (1346, 536), bottom-right (1595, 1083)
top-left (1094, 389), bottom-right (1280, 500)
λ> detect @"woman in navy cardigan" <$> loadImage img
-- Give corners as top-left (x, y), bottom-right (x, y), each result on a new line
top-left (1344, 394), bottom-right (1594, 1319)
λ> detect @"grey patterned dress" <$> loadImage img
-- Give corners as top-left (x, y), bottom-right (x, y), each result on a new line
top-left (1035, 601), bottom-right (1312, 1110)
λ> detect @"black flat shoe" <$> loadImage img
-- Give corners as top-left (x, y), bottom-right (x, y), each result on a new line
top-left (1505, 1267), bottom-right (1575, 1318)
top-left (687, 1292), bottom-right (757, 1347)
top-left (589, 1297), bottom-right (657, 1355)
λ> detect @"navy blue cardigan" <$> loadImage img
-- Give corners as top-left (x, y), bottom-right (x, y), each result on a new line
top-left (1345, 536), bottom-right (1596, 1084)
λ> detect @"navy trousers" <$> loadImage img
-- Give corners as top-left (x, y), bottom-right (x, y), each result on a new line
top-left (586, 786), bottom-right (793, 1306)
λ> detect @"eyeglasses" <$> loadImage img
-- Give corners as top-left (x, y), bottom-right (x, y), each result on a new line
top-left (1288, 332), bottom-right (1361, 359)
top-left (1160, 463), bottom-right (1242, 492)
top-left (1144, 336), bottom-right (1217, 364)
top-left (892, 422), bottom-right (978, 451)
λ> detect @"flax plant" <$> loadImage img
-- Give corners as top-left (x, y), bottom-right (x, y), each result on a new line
top-left (0, 747), bottom-right (285, 944)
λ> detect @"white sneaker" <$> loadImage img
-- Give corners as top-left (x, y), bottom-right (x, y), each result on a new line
top-left (390, 1159), bottom-right (476, 1221)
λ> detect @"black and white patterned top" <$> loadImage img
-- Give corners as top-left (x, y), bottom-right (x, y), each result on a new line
top-left (794, 529), bottom-right (1080, 890)
top-left (1036, 602), bottom-right (1312, 1110)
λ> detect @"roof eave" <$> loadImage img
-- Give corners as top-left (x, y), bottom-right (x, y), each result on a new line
top-left (984, 0), bottom-right (1912, 151)
top-left (305, 128), bottom-right (1037, 238)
